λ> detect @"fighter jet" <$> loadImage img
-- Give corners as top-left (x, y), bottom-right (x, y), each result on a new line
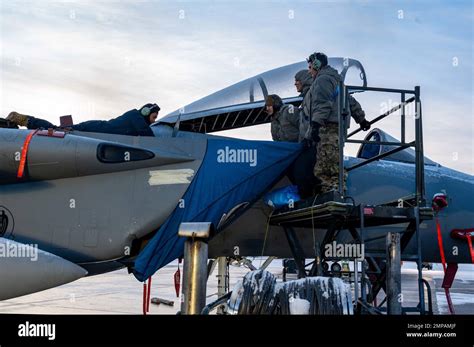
top-left (0, 58), bottom-right (472, 301)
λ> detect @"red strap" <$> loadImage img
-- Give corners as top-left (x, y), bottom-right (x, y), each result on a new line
top-left (442, 263), bottom-right (458, 315)
top-left (444, 288), bottom-right (455, 314)
top-left (17, 129), bottom-right (39, 178)
top-left (435, 217), bottom-right (447, 272)
top-left (174, 267), bottom-right (181, 298)
top-left (436, 218), bottom-right (456, 314)
top-left (146, 277), bottom-right (152, 313)
top-left (466, 236), bottom-right (474, 263)
top-left (451, 228), bottom-right (474, 263)
top-left (142, 282), bottom-right (147, 315)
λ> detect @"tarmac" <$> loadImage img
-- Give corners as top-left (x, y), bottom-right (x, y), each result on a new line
top-left (0, 260), bottom-right (471, 315)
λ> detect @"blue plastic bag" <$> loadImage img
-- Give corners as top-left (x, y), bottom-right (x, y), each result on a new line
top-left (264, 185), bottom-right (301, 209)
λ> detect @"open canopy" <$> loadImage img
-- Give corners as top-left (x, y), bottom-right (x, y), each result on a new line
top-left (155, 57), bottom-right (367, 133)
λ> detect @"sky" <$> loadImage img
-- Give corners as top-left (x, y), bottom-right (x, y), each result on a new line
top-left (0, 0), bottom-right (473, 174)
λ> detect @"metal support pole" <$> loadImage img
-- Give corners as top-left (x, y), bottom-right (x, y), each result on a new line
top-left (314, 242), bottom-right (323, 276)
top-left (354, 259), bottom-right (359, 304)
top-left (401, 92), bottom-right (406, 144)
top-left (386, 232), bottom-right (402, 315)
top-left (415, 207), bottom-right (426, 314)
top-left (283, 227), bottom-right (307, 278)
top-left (414, 86), bottom-right (425, 206)
top-left (207, 259), bottom-right (217, 279)
top-left (359, 205), bottom-right (367, 307)
top-left (216, 257), bottom-right (229, 315)
top-left (338, 81), bottom-right (347, 196)
top-left (179, 222), bottom-right (213, 315)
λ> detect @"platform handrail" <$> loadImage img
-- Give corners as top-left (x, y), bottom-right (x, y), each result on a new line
top-left (338, 84), bottom-right (426, 207)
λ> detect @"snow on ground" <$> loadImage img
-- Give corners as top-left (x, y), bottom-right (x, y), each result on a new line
top-left (0, 258), bottom-right (281, 315)
top-left (436, 292), bottom-right (474, 313)
top-left (0, 259), bottom-right (472, 314)
top-left (401, 262), bottom-right (474, 314)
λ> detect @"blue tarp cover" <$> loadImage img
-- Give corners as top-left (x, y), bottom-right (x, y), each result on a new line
top-left (133, 138), bottom-right (302, 281)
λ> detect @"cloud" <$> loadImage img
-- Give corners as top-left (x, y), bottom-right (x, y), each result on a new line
top-left (0, 0), bottom-right (472, 174)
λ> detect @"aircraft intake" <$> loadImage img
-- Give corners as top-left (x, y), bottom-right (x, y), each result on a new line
top-left (0, 129), bottom-right (193, 184)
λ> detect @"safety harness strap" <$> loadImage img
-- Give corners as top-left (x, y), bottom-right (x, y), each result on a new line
top-left (467, 235), bottom-right (474, 263)
top-left (451, 228), bottom-right (474, 263)
top-left (435, 217), bottom-right (447, 272)
top-left (435, 217), bottom-right (456, 314)
top-left (17, 129), bottom-right (39, 178)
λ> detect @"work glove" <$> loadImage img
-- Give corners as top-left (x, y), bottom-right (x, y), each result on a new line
top-left (360, 119), bottom-right (371, 131)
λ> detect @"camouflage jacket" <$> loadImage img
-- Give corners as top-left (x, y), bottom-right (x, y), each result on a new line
top-left (300, 66), bottom-right (366, 141)
top-left (271, 104), bottom-right (300, 142)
